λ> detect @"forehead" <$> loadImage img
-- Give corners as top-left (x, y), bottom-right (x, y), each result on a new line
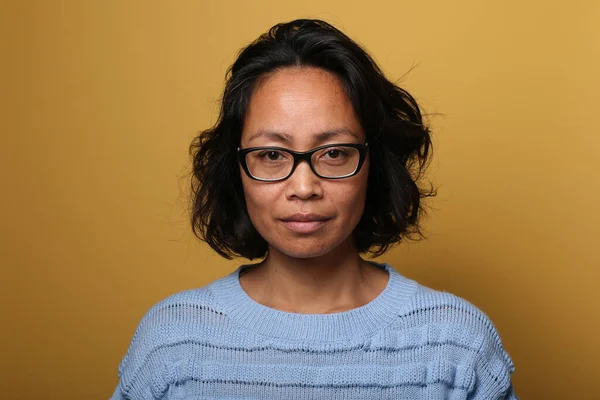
top-left (241, 67), bottom-right (364, 148)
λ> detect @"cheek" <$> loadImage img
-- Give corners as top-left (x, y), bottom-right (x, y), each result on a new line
top-left (324, 176), bottom-right (369, 224)
top-left (241, 176), bottom-right (279, 223)
top-left (340, 163), bottom-right (369, 212)
top-left (337, 183), bottom-right (368, 219)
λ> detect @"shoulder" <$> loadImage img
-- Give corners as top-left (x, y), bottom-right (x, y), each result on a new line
top-left (404, 283), bottom-right (509, 340)
top-left (113, 278), bottom-right (227, 398)
top-left (385, 264), bottom-right (510, 345)
top-left (391, 278), bottom-right (517, 399)
top-left (128, 282), bottom-right (225, 346)
top-left (142, 283), bottom-right (224, 319)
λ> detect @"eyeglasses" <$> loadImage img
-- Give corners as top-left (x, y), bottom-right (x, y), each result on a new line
top-left (238, 142), bottom-right (369, 182)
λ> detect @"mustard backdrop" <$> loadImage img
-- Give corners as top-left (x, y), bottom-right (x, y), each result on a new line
top-left (1, 1), bottom-right (599, 399)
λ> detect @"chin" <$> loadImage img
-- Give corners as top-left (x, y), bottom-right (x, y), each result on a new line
top-left (269, 236), bottom-right (348, 259)
top-left (279, 248), bottom-right (331, 259)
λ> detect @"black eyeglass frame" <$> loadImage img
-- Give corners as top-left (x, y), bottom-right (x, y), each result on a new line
top-left (237, 142), bottom-right (369, 182)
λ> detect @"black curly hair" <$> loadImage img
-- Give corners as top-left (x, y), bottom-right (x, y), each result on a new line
top-left (189, 18), bottom-right (436, 260)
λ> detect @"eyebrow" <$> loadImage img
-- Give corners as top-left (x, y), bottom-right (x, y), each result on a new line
top-left (247, 128), bottom-right (360, 144)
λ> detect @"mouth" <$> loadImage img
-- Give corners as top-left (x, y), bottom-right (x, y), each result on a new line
top-left (279, 214), bottom-right (332, 234)
top-left (279, 219), bottom-right (330, 234)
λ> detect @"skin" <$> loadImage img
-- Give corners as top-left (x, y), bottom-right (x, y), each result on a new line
top-left (238, 66), bottom-right (389, 314)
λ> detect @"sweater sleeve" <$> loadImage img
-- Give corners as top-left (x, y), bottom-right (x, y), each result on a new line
top-left (109, 383), bottom-right (127, 400)
top-left (108, 304), bottom-right (170, 400)
top-left (467, 312), bottom-right (518, 400)
top-left (108, 316), bottom-right (148, 400)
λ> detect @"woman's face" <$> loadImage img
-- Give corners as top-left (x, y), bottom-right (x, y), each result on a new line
top-left (239, 67), bottom-right (369, 259)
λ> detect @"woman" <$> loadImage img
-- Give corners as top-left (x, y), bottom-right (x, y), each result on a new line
top-left (111, 19), bottom-right (517, 399)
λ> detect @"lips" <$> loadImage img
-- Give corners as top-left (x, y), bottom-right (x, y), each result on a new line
top-left (279, 213), bottom-right (331, 234)
top-left (280, 213), bottom-right (330, 222)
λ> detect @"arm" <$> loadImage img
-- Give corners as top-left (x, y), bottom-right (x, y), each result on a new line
top-left (467, 318), bottom-right (518, 400)
top-left (108, 308), bottom-right (162, 400)
top-left (109, 383), bottom-right (127, 400)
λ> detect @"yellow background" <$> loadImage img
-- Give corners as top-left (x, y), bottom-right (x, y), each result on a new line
top-left (1, 1), bottom-right (599, 399)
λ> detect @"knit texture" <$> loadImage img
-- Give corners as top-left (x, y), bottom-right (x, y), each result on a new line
top-left (110, 263), bottom-right (517, 399)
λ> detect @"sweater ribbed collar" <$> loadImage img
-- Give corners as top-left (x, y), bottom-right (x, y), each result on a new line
top-left (209, 262), bottom-right (418, 342)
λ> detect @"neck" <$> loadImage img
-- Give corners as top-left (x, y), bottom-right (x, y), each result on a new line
top-left (239, 239), bottom-right (388, 314)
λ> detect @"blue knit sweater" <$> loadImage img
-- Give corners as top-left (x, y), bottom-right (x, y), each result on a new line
top-left (110, 263), bottom-right (517, 399)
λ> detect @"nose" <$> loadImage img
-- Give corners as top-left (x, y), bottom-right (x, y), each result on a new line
top-left (284, 160), bottom-right (323, 200)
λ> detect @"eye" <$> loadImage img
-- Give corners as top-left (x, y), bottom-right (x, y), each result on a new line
top-left (258, 150), bottom-right (286, 161)
top-left (327, 149), bottom-right (342, 158)
top-left (321, 148), bottom-right (348, 159)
